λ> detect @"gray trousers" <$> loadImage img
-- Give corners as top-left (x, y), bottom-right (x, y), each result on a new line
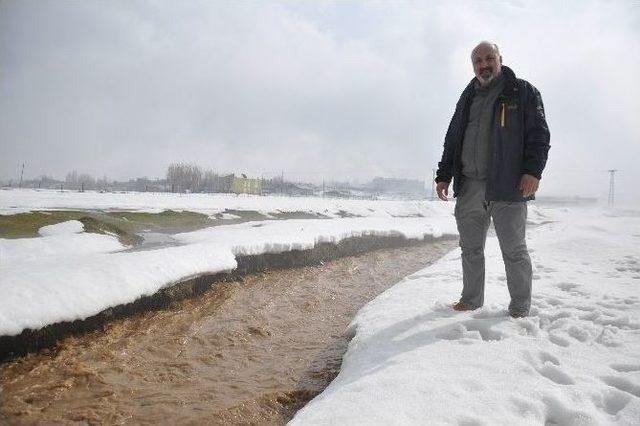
top-left (454, 178), bottom-right (532, 313)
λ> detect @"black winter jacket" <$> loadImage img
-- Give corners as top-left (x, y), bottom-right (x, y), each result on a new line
top-left (435, 66), bottom-right (550, 201)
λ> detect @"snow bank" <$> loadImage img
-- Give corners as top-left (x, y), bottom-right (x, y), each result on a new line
top-left (0, 216), bottom-right (457, 337)
top-left (290, 208), bottom-right (640, 425)
top-left (0, 188), bottom-right (451, 219)
top-left (38, 220), bottom-right (84, 236)
top-left (1, 221), bottom-right (125, 264)
top-left (174, 217), bottom-right (455, 256)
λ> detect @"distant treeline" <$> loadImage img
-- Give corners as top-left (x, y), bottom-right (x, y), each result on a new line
top-left (4, 163), bottom-right (296, 195)
top-left (3, 163), bottom-right (429, 199)
top-left (166, 162), bottom-right (232, 193)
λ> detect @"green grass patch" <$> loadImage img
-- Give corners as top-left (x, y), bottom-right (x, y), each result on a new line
top-left (104, 210), bottom-right (216, 233)
top-left (0, 208), bottom-right (328, 246)
top-left (77, 216), bottom-right (142, 246)
top-left (0, 211), bottom-right (88, 239)
top-left (0, 211), bottom-right (142, 246)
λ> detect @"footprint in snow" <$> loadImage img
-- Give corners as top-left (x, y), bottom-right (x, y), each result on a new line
top-left (539, 309), bottom-right (573, 326)
top-left (596, 387), bottom-right (632, 416)
top-left (538, 363), bottom-right (575, 385)
top-left (536, 265), bottom-right (557, 273)
top-left (524, 351), bottom-right (575, 385)
top-left (610, 363), bottom-right (640, 373)
top-left (600, 375), bottom-right (640, 398)
top-left (542, 395), bottom-right (598, 425)
top-left (593, 314), bottom-right (640, 330)
top-left (555, 282), bottom-right (588, 296)
top-left (566, 325), bottom-right (593, 342)
top-left (595, 327), bottom-right (622, 347)
top-left (437, 319), bottom-right (505, 342)
top-left (555, 282), bottom-right (577, 291)
top-left (573, 304), bottom-right (596, 312)
top-left (538, 350), bottom-right (560, 366)
top-left (544, 297), bottom-right (565, 307)
top-left (548, 332), bottom-right (571, 347)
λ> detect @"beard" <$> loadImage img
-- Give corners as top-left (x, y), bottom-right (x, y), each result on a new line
top-left (479, 68), bottom-right (495, 82)
top-left (477, 66), bottom-right (501, 85)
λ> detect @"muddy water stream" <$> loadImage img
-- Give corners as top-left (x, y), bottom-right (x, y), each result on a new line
top-left (1, 239), bottom-right (456, 425)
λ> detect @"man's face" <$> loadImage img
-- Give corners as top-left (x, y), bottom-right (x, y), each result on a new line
top-left (472, 44), bottom-right (502, 85)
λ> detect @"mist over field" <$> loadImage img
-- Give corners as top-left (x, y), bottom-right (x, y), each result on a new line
top-left (1, 0), bottom-right (639, 203)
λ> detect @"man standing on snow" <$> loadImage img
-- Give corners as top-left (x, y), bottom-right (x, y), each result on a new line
top-left (435, 41), bottom-right (550, 318)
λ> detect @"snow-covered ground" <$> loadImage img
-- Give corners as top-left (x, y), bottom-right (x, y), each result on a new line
top-left (291, 208), bottom-right (640, 425)
top-left (0, 188), bottom-right (439, 218)
top-left (3, 188), bottom-right (638, 424)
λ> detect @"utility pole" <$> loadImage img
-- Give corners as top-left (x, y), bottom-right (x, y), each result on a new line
top-left (607, 169), bottom-right (617, 206)
top-left (431, 169), bottom-right (436, 200)
top-left (19, 163), bottom-right (25, 188)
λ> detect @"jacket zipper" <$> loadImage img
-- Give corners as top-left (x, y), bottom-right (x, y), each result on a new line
top-left (500, 102), bottom-right (506, 127)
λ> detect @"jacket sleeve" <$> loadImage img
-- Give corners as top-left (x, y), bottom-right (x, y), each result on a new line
top-left (522, 82), bottom-right (550, 180)
top-left (435, 98), bottom-right (464, 183)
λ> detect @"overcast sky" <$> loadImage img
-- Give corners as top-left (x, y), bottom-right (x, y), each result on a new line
top-left (1, 0), bottom-right (639, 201)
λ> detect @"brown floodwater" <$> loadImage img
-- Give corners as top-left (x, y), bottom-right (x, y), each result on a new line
top-left (0, 239), bottom-right (456, 425)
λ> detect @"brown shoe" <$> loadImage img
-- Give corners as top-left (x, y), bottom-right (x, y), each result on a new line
top-left (452, 301), bottom-right (476, 311)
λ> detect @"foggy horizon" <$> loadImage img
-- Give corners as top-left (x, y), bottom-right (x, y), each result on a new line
top-left (1, 1), bottom-right (639, 202)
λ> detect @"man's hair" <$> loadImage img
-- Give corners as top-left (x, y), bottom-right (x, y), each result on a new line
top-left (471, 41), bottom-right (501, 60)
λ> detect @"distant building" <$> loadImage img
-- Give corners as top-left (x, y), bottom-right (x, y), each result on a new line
top-left (231, 176), bottom-right (262, 195)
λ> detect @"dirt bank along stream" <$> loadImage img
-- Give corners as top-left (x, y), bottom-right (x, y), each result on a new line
top-left (1, 237), bottom-right (456, 425)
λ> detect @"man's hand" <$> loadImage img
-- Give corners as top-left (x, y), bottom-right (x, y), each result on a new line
top-left (436, 181), bottom-right (450, 201)
top-left (519, 174), bottom-right (539, 198)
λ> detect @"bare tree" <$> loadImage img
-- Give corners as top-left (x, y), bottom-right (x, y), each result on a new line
top-left (167, 162), bottom-right (203, 193)
top-left (96, 174), bottom-right (109, 192)
top-left (77, 173), bottom-right (96, 190)
top-left (65, 170), bottom-right (78, 186)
